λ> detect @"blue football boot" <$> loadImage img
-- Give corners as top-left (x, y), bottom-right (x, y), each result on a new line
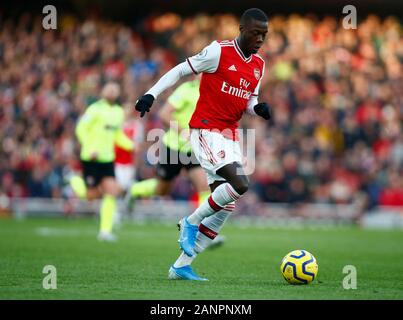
top-left (168, 265), bottom-right (208, 281)
top-left (178, 217), bottom-right (199, 257)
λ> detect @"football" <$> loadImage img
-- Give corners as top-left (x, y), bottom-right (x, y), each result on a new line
top-left (280, 250), bottom-right (318, 285)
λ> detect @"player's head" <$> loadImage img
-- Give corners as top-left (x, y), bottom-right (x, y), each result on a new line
top-left (101, 82), bottom-right (121, 104)
top-left (239, 8), bottom-right (268, 55)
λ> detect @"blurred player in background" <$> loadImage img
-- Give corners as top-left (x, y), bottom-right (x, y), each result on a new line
top-left (127, 77), bottom-right (209, 205)
top-left (135, 8), bottom-right (272, 280)
top-left (71, 82), bottom-right (134, 241)
top-left (127, 77), bottom-right (225, 248)
top-left (115, 105), bottom-right (144, 191)
top-left (114, 105), bottom-right (144, 224)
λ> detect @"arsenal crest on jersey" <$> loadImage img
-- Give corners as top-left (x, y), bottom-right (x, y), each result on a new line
top-left (254, 68), bottom-right (260, 80)
top-left (217, 150), bottom-right (226, 159)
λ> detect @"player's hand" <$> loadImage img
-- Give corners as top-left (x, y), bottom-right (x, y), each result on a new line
top-left (253, 102), bottom-right (272, 121)
top-left (90, 152), bottom-right (98, 161)
top-left (135, 94), bottom-right (155, 118)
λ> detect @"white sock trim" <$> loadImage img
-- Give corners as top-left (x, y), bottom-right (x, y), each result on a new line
top-left (173, 251), bottom-right (196, 268)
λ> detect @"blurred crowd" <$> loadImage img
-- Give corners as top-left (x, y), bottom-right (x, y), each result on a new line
top-left (0, 12), bottom-right (402, 210)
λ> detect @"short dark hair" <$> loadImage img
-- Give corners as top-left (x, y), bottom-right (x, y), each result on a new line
top-left (240, 8), bottom-right (268, 26)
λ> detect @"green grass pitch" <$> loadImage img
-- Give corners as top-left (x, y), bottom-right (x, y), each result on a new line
top-left (0, 217), bottom-right (402, 299)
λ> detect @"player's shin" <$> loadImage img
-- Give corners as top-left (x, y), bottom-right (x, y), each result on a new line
top-left (187, 183), bottom-right (240, 225)
top-left (173, 251), bottom-right (197, 268)
top-left (99, 194), bottom-right (117, 234)
top-left (195, 203), bottom-right (233, 253)
top-left (70, 175), bottom-right (87, 199)
top-left (173, 203), bottom-right (233, 267)
top-left (129, 178), bottom-right (158, 198)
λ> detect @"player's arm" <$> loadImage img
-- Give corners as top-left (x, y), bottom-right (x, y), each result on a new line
top-left (75, 106), bottom-right (101, 160)
top-left (75, 109), bottom-right (96, 144)
top-left (114, 110), bottom-right (135, 151)
top-left (75, 106), bottom-right (98, 145)
top-left (135, 41), bottom-right (221, 117)
top-left (115, 130), bottom-right (134, 151)
top-left (245, 71), bottom-right (272, 121)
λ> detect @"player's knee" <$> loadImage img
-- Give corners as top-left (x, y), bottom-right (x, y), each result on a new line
top-left (101, 178), bottom-right (121, 196)
top-left (231, 179), bottom-right (249, 195)
top-left (105, 189), bottom-right (120, 197)
top-left (236, 182), bottom-right (249, 195)
top-left (155, 180), bottom-right (171, 196)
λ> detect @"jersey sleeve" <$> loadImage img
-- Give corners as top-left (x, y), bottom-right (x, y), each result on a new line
top-left (114, 108), bottom-right (134, 151)
top-left (252, 77), bottom-right (262, 98)
top-left (115, 130), bottom-right (134, 151)
top-left (75, 105), bottom-right (98, 144)
top-left (246, 70), bottom-right (263, 115)
top-left (186, 41), bottom-right (221, 74)
top-left (146, 62), bottom-right (193, 99)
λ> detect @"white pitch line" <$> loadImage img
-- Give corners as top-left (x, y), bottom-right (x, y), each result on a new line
top-left (35, 227), bottom-right (95, 237)
top-left (34, 227), bottom-right (157, 238)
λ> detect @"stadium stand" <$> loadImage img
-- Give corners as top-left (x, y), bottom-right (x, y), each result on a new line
top-left (0, 12), bottom-right (402, 215)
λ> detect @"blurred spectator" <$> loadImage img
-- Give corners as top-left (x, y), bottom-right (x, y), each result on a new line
top-left (0, 12), bottom-right (402, 210)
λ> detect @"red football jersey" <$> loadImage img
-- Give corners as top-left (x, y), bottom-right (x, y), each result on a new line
top-left (187, 40), bottom-right (265, 140)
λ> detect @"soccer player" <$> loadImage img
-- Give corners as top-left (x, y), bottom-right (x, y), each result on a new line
top-left (113, 105), bottom-right (144, 225)
top-left (135, 8), bottom-right (272, 280)
top-left (114, 104), bottom-right (144, 191)
top-left (73, 82), bottom-right (134, 241)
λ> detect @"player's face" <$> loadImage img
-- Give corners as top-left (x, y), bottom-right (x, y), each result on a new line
top-left (240, 20), bottom-right (268, 54)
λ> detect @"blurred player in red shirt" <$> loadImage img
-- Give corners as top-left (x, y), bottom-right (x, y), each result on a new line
top-left (114, 105), bottom-right (145, 191)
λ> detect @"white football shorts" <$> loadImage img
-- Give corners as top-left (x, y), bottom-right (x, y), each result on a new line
top-left (115, 164), bottom-right (135, 190)
top-left (190, 129), bottom-right (243, 185)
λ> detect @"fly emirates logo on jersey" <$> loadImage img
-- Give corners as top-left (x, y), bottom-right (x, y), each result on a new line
top-left (221, 78), bottom-right (252, 100)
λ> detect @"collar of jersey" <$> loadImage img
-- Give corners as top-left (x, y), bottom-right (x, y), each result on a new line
top-left (233, 39), bottom-right (253, 63)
